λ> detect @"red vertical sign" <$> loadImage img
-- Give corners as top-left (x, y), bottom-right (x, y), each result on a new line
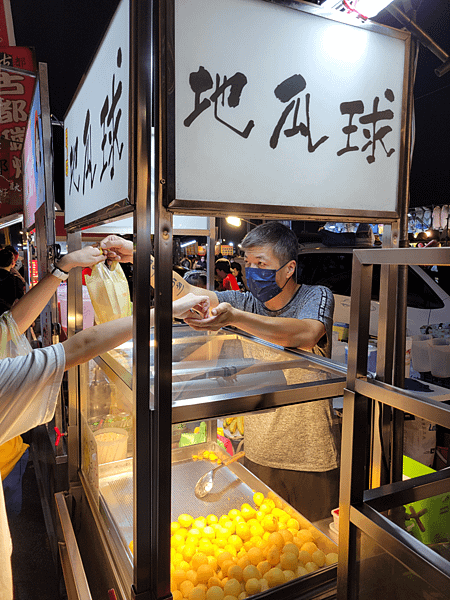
top-left (0, 0), bottom-right (15, 46)
top-left (0, 46), bottom-right (36, 217)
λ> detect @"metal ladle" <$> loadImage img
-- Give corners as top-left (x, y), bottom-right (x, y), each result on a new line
top-left (194, 450), bottom-right (245, 499)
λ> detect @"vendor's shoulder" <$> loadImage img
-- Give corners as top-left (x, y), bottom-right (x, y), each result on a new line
top-left (298, 283), bottom-right (332, 296)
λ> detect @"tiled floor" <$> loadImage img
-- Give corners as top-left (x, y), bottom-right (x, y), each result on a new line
top-left (8, 459), bottom-right (61, 600)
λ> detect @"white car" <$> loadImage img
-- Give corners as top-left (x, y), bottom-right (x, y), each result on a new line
top-left (296, 245), bottom-right (450, 338)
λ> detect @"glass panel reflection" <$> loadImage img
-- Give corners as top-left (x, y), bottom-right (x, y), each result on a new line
top-left (356, 529), bottom-right (448, 600)
top-left (104, 325), bottom-right (342, 402)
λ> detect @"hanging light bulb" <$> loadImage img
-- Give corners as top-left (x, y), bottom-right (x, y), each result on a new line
top-left (226, 216), bottom-right (242, 227)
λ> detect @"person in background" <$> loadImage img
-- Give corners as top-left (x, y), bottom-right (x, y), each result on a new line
top-left (230, 261), bottom-right (246, 292)
top-left (0, 249), bottom-right (26, 316)
top-left (100, 225), bottom-right (339, 521)
top-left (0, 244), bottom-right (209, 600)
top-left (180, 256), bottom-right (191, 270)
top-left (184, 270), bottom-right (207, 289)
top-left (3, 246), bottom-right (25, 283)
top-left (215, 258), bottom-right (240, 291)
top-left (196, 255), bottom-right (206, 270)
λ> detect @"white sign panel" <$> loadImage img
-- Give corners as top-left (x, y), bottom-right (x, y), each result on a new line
top-left (175, 0), bottom-right (408, 215)
top-left (64, 0), bottom-right (129, 225)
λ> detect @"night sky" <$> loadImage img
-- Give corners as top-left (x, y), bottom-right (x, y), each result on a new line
top-left (9, 0), bottom-right (450, 213)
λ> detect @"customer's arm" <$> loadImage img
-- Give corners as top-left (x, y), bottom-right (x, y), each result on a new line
top-left (62, 293), bottom-right (210, 369)
top-left (100, 235), bottom-right (220, 305)
top-left (10, 246), bottom-right (105, 335)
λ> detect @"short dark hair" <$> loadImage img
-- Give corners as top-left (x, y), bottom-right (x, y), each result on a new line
top-left (240, 222), bottom-right (298, 263)
top-left (215, 259), bottom-right (231, 274)
top-left (230, 261), bottom-right (242, 274)
top-left (184, 270), bottom-right (207, 288)
top-left (0, 248), bottom-right (14, 268)
top-left (4, 245), bottom-right (18, 257)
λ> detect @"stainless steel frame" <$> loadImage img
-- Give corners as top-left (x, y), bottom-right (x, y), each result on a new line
top-left (167, 200), bottom-right (401, 224)
top-left (30, 64), bottom-right (70, 584)
top-left (67, 231), bottom-right (84, 489)
top-left (131, 0), bottom-right (162, 597)
top-left (55, 492), bottom-right (92, 600)
top-left (58, 1), bottom-right (423, 599)
top-left (338, 247), bottom-right (450, 600)
top-left (64, 200), bottom-right (132, 235)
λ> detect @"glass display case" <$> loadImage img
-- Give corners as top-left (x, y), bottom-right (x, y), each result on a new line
top-left (76, 325), bottom-right (345, 598)
top-left (90, 325), bottom-right (346, 419)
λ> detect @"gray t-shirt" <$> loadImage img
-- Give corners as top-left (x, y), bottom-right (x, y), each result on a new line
top-left (216, 285), bottom-right (340, 472)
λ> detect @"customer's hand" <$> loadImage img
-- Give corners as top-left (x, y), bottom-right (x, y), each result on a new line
top-left (173, 293), bottom-right (210, 320)
top-left (58, 245), bottom-right (106, 272)
top-left (100, 235), bottom-right (134, 263)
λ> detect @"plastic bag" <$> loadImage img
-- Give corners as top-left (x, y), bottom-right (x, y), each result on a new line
top-left (404, 417), bottom-right (436, 468)
top-left (0, 311), bottom-right (32, 358)
top-left (85, 261), bottom-right (132, 324)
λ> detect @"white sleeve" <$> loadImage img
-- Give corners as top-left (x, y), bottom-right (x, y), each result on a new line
top-left (0, 344), bottom-right (66, 446)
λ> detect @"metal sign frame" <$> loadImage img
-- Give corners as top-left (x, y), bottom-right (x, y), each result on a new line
top-left (164, 0), bottom-right (412, 223)
top-left (63, 0), bottom-right (131, 232)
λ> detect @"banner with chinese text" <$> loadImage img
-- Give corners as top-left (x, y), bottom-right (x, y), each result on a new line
top-left (0, 46), bottom-right (36, 217)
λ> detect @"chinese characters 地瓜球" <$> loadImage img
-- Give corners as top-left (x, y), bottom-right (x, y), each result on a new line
top-left (184, 66), bottom-right (396, 165)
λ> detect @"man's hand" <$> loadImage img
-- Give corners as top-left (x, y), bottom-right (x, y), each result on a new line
top-left (185, 304), bottom-right (326, 349)
top-left (58, 245), bottom-right (106, 272)
top-left (184, 302), bottom-right (235, 331)
top-left (173, 293), bottom-right (210, 320)
top-left (100, 235), bottom-right (134, 263)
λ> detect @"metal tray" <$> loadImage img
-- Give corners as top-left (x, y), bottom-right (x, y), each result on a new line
top-left (98, 443), bottom-right (338, 559)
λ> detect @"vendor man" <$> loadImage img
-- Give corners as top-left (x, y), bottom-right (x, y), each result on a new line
top-left (101, 222), bottom-right (339, 521)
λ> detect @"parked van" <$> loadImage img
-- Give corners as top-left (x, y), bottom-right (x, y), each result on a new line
top-left (296, 245), bottom-right (450, 338)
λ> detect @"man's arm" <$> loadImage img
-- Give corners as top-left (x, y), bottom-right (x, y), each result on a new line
top-left (10, 246), bottom-right (106, 335)
top-left (100, 234), bottom-right (220, 306)
top-left (185, 302), bottom-right (326, 350)
top-left (160, 259), bottom-right (219, 306)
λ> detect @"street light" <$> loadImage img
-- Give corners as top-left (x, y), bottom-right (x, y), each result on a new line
top-left (225, 216), bottom-right (255, 227)
top-left (321, 0), bottom-right (397, 19)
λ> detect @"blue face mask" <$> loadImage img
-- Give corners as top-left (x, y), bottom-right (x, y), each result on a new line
top-left (245, 261), bottom-right (290, 303)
